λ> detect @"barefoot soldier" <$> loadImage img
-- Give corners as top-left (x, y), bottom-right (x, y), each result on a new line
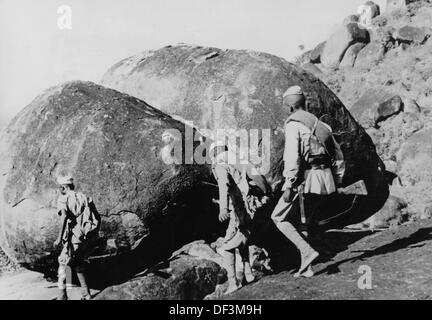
top-left (210, 140), bottom-right (271, 294)
top-left (54, 175), bottom-right (100, 300)
top-left (271, 86), bottom-right (345, 278)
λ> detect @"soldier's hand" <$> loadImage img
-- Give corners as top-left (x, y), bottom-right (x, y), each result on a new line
top-left (53, 238), bottom-right (61, 248)
top-left (283, 188), bottom-right (294, 203)
top-left (218, 210), bottom-right (230, 222)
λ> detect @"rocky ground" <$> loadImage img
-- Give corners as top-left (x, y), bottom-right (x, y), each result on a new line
top-left (2, 219), bottom-right (432, 300)
top-left (0, 247), bottom-right (22, 275)
top-left (224, 219), bottom-right (432, 300)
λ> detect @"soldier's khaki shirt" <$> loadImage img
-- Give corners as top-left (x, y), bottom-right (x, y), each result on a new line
top-left (282, 121), bottom-right (345, 194)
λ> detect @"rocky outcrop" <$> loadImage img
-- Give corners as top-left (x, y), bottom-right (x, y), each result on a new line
top-left (321, 23), bottom-right (370, 69)
top-left (0, 81), bottom-right (219, 276)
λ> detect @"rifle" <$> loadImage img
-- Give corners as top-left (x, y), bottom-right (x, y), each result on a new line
top-left (316, 180), bottom-right (368, 226)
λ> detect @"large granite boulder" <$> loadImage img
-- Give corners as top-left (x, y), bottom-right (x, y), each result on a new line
top-left (0, 81), bottom-right (220, 278)
top-left (102, 44), bottom-right (388, 227)
top-left (321, 23), bottom-right (370, 69)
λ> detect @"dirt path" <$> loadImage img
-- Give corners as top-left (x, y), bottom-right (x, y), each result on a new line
top-left (226, 220), bottom-right (432, 300)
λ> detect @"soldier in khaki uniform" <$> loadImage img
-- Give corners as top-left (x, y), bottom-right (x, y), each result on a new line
top-left (210, 141), bottom-right (271, 294)
top-left (271, 86), bottom-right (345, 278)
top-left (54, 175), bottom-right (100, 300)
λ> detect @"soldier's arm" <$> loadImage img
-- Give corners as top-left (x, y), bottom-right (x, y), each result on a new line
top-left (213, 164), bottom-right (230, 215)
top-left (332, 136), bottom-right (345, 185)
top-left (282, 122), bottom-right (301, 190)
top-left (55, 209), bottom-right (68, 245)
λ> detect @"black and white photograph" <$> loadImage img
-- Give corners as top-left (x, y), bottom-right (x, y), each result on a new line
top-left (1, 0), bottom-right (432, 306)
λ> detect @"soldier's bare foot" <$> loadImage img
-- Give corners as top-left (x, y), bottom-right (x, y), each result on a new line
top-left (244, 271), bottom-right (256, 283)
top-left (225, 282), bottom-right (242, 295)
top-left (298, 250), bottom-right (319, 275)
top-left (294, 265), bottom-right (315, 278)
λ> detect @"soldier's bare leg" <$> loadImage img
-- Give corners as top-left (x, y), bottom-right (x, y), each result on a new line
top-left (220, 248), bottom-right (242, 294)
top-left (239, 245), bottom-right (255, 283)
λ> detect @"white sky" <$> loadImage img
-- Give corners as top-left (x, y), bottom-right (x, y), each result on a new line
top-left (0, 0), bottom-right (387, 127)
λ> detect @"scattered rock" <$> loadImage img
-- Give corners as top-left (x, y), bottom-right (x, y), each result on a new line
top-left (296, 50), bottom-right (313, 65)
top-left (301, 62), bottom-right (323, 77)
top-left (95, 257), bottom-right (223, 300)
top-left (310, 41), bottom-right (326, 64)
top-left (362, 196), bottom-right (408, 229)
top-left (422, 205), bottom-right (432, 220)
top-left (386, 0), bottom-right (419, 13)
top-left (377, 95), bottom-right (404, 123)
top-left (354, 41), bottom-right (386, 69)
top-left (321, 23), bottom-right (370, 69)
top-left (397, 127), bottom-right (432, 214)
top-left (373, 112), bottom-right (425, 161)
top-left (357, 1), bottom-right (381, 27)
top-left (340, 43), bottom-right (367, 68)
top-left (403, 98), bottom-right (421, 114)
top-left (350, 88), bottom-right (404, 128)
top-left (393, 26), bottom-right (428, 45)
top-left (343, 14), bottom-right (360, 25)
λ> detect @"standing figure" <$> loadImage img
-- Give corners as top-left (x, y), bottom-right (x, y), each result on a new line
top-left (271, 86), bottom-right (345, 278)
top-left (54, 175), bottom-right (100, 300)
top-left (210, 141), bottom-right (271, 294)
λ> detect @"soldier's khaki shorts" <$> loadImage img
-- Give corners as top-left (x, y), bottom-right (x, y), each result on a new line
top-left (58, 237), bottom-right (96, 268)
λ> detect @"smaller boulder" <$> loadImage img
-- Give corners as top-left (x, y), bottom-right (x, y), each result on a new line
top-left (377, 96), bottom-right (404, 123)
top-left (310, 41), bottom-right (326, 64)
top-left (393, 26), bottom-right (429, 45)
top-left (357, 2), bottom-right (381, 27)
top-left (301, 62), bottom-right (323, 77)
top-left (403, 98), bottom-right (421, 114)
top-left (355, 41), bottom-right (386, 69)
top-left (343, 14), bottom-right (360, 25)
top-left (95, 257), bottom-right (224, 300)
top-left (340, 43), bottom-right (367, 68)
top-left (350, 89), bottom-right (404, 128)
top-left (397, 127), bottom-right (432, 214)
top-left (321, 23), bottom-right (370, 69)
top-left (362, 196), bottom-right (408, 229)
